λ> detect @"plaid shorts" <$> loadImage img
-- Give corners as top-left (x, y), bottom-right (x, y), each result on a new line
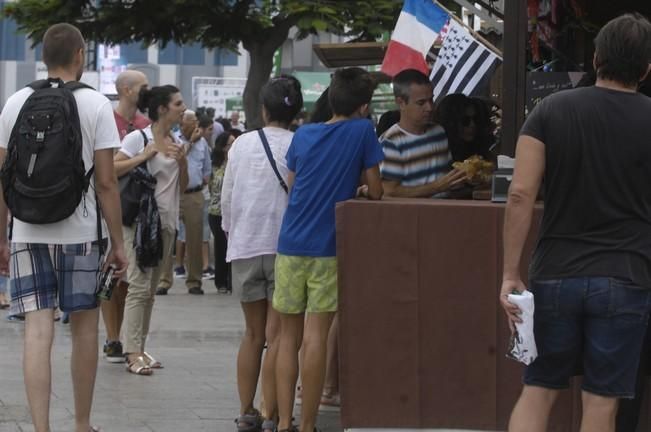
top-left (9, 242), bottom-right (105, 315)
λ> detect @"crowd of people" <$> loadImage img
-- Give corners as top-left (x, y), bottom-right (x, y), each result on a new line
top-left (2, 11), bottom-right (651, 432)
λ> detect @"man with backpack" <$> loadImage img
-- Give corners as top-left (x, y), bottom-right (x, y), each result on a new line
top-left (0, 23), bottom-right (127, 432)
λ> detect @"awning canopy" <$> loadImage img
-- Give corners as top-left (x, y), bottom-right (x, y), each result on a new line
top-left (313, 42), bottom-right (388, 68)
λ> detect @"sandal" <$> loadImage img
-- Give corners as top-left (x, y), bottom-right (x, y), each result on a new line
top-left (234, 408), bottom-right (262, 432)
top-left (126, 356), bottom-right (153, 376)
top-left (143, 352), bottom-right (163, 369)
top-left (319, 392), bottom-right (340, 412)
top-left (261, 419), bottom-right (276, 432)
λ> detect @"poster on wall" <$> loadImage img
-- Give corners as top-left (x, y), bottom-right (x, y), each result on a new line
top-left (97, 44), bottom-right (127, 95)
top-left (192, 77), bottom-right (246, 119)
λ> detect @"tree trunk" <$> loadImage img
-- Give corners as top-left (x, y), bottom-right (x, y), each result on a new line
top-left (242, 43), bottom-right (277, 129)
top-left (242, 19), bottom-right (295, 129)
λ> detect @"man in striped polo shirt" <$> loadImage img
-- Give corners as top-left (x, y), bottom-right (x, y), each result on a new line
top-left (380, 69), bottom-right (467, 197)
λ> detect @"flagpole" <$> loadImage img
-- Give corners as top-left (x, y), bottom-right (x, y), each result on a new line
top-left (433, 0), bottom-right (504, 59)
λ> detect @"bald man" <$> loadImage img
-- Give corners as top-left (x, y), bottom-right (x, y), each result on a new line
top-left (101, 70), bottom-right (151, 364)
top-left (113, 70), bottom-right (150, 139)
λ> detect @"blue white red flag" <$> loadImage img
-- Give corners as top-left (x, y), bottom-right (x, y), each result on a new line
top-left (381, 0), bottom-right (449, 77)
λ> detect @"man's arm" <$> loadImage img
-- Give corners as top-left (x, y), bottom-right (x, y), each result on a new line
top-left (95, 148), bottom-right (128, 277)
top-left (500, 135), bottom-right (545, 330)
top-left (286, 171), bottom-right (295, 192)
top-left (363, 166), bottom-right (383, 200)
top-left (383, 168), bottom-right (467, 198)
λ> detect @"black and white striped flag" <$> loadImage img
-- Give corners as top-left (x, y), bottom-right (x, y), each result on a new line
top-left (430, 20), bottom-right (501, 102)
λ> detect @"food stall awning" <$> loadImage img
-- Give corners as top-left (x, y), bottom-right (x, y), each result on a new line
top-left (313, 42), bottom-right (388, 68)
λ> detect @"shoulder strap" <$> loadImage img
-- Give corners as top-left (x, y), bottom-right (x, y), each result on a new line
top-left (64, 81), bottom-right (95, 92)
top-left (27, 79), bottom-right (52, 90)
top-left (139, 129), bottom-right (149, 146)
top-left (257, 129), bottom-right (288, 194)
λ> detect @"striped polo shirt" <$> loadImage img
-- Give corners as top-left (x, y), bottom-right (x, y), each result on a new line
top-left (379, 123), bottom-right (452, 188)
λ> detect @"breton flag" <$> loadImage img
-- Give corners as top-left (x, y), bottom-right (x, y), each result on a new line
top-left (381, 0), bottom-right (449, 77)
top-left (430, 20), bottom-right (502, 102)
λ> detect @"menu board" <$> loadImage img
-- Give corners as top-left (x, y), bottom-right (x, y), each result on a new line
top-left (526, 72), bottom-right (586, 115)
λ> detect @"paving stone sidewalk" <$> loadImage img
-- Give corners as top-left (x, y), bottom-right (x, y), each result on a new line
top-left (0, 280), bottom-right (342, 432)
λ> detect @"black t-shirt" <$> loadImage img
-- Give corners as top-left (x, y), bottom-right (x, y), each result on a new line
top-left (521, 86), bottom-right (651, 288)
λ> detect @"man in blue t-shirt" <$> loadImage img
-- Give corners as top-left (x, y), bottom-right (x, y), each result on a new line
top-left (273, 67), bottom-right (384, 432)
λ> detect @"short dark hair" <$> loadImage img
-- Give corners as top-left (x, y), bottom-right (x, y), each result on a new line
top-left (594, 13), bottom-right (651, 87)
top-left (328, 68), bottom-right (376, 117)
top-left (42, 23), bottom-right (85, 69)
top-left (309, 87), bottom-right (332, 123)
top-left (198, 115), bottom-right (213, 129)
top-left (137, 85), bottom-right (180, 122)
top-left (261, 75), bottom-right (303, 125)
top-left (392, 69), bottom-right (432, 102)
top-left (212, 129), bottom-right (242, 168)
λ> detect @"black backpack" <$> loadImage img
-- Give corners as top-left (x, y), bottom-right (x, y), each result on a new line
top-left (1, 78), bottom-right (94, 224)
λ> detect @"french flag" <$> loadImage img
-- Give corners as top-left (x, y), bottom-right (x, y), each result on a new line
top-left (381, 0), bottom-right (450, 77)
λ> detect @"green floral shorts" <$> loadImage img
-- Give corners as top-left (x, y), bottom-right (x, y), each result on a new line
top-left (272, 254), bottom-right (338, 314)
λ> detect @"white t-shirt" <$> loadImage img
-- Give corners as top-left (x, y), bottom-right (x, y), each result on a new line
top-left (221, 127), bottom-right (293, 262)
top-left (119, 126), bottom-right (182, 231)
top-left (0, 86), bottom-right (120, 244)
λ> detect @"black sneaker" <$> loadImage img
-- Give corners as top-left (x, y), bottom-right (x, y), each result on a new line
top-left (188, 287), bottom-right (204, 295)
top-left (104, 341), bottom-right (124, 363)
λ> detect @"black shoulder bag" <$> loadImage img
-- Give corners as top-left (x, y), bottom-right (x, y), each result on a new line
top-left (258, 129), bottom-right (288, 194)
top-left (118, 130), bottom-right (150, 225)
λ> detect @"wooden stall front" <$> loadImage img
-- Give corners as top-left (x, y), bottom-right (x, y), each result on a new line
top-left (335, 198), bottom-right (650, 431)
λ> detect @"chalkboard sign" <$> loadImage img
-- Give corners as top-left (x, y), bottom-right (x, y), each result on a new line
top-left (526, 72), bottom-right (585, 115)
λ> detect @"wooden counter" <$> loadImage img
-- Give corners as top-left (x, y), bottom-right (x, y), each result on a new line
top-left (335, 198), bottom-right (636, 431)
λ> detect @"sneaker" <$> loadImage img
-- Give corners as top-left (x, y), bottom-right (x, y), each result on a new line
top-left (202, 267), bottom-right (215, 280)
top-left (174, 266), bottom-right (187, 279)
top-left (104, 341), bottom-right (125, 363)
top-left (155, 287), bottom-right (169, 295)
top-left (188, 287), bottom-right (204, 295)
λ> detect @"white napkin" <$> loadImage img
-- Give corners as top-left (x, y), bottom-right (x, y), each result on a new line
top-left (506, 290), bottom-right (538, 365)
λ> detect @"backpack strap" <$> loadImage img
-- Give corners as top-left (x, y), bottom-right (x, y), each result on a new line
top-left (257, 129), bottom-right (288, 194)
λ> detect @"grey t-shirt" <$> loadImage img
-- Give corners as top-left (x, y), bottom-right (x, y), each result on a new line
top-left (521, 86), bottom-right (651, 288)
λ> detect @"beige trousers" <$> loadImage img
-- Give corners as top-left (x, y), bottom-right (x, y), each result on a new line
top-left (123, 225), bottom-right (175, 354)
top-left (159, 191), bottom-right (205, 290)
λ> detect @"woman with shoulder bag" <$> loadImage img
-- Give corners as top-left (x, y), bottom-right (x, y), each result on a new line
top-left (114, 85), bottom-right (189, 376)
top-left (221, 76), bottom-right (303, 432)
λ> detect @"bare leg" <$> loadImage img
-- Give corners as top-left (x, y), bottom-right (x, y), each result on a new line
top-left (299, 312), bottom-right (335, 432)
top-left (237, 300), bottom-right (268, 415)
top-left (580, 391), bottom-right (618, 432)
top-left (261, 303), bottom-right (280, 420)
top-left (276, 313), bottom-right (304, 431)
top-left (323, 314), bottom-right (339, 397)
top-left (24, 308), bottom-right (55, 432)
top-left (202, 242), bottom-right (210, 270)
top-left (100, 280), bottom-right (128, 342)
top-left (70, 308), bottom-right (100, 432)
top-left (508, 385), bottom-right (559, 432)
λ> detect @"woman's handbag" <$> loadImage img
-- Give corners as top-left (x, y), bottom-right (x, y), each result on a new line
top-left (119, 130), bottom-right (149, 226)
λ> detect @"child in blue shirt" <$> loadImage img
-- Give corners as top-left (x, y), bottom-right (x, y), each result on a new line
top-left (273, 67), bottom-right (384, 432)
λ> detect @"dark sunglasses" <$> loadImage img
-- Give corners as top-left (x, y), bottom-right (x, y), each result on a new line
top-left (461, 115), bottom-right (476, 127)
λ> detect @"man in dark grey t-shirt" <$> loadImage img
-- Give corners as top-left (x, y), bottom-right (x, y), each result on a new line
top-left (500, 13), bottom-right (651, 432)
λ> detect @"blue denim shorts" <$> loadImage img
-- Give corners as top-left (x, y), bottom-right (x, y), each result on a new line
top-left (524, 277), bottom-right (651, 398)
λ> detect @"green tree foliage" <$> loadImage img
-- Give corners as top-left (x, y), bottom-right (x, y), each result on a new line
top-left (4, 0), bottom-right (402, 128)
